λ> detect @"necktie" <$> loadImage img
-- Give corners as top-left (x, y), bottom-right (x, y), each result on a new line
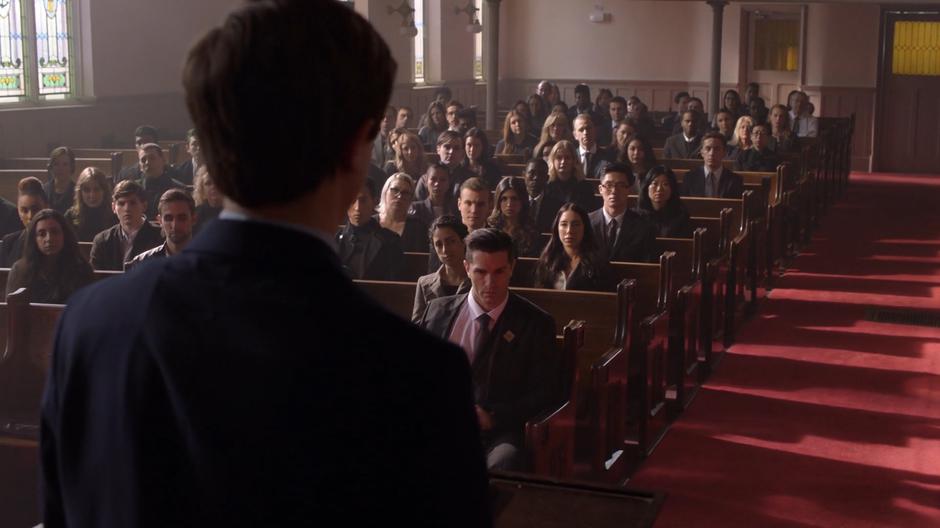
top-left (583, 151), bottom-right (591, 176)
top-left (607, 219), bottom-right (618, 253)
top-left (472, 313), bottom-right (491, 364)
top-left (705, 172), bottom-right (715, 198)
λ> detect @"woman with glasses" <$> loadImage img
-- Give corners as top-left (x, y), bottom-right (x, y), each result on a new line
top-left (636, 166), bottom-right (693, 238)
top-left (377, 173), bottom-right (428, 252)
top-left (487, 176), bottom-right (540, 257)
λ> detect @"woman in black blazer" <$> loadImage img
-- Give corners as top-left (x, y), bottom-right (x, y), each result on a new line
top-left (534, 203), bottom-right (612, 292)
top-left (542, 140), bottom-right (598, 214)
top-left (636, 166), bottom-right (693, 239)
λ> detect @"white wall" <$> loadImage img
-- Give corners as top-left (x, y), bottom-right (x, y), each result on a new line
top-left (805, 3), bottom-right (880, 88)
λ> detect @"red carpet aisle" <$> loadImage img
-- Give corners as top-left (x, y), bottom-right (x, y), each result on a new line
top-left (630, 172), bottom-right (940, 527)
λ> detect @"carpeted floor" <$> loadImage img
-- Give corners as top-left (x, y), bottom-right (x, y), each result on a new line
top-left (629, 172), bottom-right (940, 527)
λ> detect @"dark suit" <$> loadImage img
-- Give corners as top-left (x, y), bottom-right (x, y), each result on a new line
top-left (419, 292), bottom-right (560, 454)
top-left (41, 219), bottom-right (491, 527)
top-left (410, 197), bottom-right (457, 228)
top-left (543, 178), bottom-right (600, 217)
top-left (0, 229), bottom-right (26, 267)
top-left (335, 218), bottom-right (404, 280)
top-left (115, 164), bottom-right (140, 184)
top-left (589, 208), bottom-right (658, 263)
top-left (682, 166), bottom-right (745, 199)
top-left (89, 221), bottom-right (165, 271)
top-left (735, 147), bottom-right (779, 172)
top-left (0, 197), bottom-right (22, 238)
top-left (138, 169), bottom-right (185, 219)
top-left (578, 145), bottom-right (617, 180)
top-left (412, 267), bottom-right (471, 322)
top-left (529, 194), bottom-right (555, 235)
top-left (663, 133), bottom-right (702, 159)
top-left (42, 179), bottom-right (74, 215)
top-left (174, 159), bottom-right (197, 186)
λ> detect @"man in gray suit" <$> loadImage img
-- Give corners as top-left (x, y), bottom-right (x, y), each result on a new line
top-left (418, 229), bottom-right (559, 471)
top-left (663, 110), bottom-right (703, 159)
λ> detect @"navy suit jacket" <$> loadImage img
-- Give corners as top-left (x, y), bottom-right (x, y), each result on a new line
top-left (682, 166), bottom-right (745, 199)
top-left (589, 208), bottom-right (658, 263)
top-left (41, 219), bottom-right (491, 527)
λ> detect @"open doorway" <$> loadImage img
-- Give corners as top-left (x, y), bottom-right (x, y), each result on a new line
top-left (739, 5), bottom-right (804, 107)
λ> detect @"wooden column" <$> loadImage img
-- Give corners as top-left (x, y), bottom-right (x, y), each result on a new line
top-left (707, 0), bottom-right (728, 116)
top-left (484, 0), bottom-right (501, 130)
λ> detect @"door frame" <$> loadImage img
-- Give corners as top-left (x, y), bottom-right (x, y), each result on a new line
top-left (874, 5), bottom-right (940, 172)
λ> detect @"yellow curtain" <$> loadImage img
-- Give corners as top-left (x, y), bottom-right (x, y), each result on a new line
top-left (893, 21), bottom-right (940, 76)
top-left (755, 19), bottom-right (799, 72)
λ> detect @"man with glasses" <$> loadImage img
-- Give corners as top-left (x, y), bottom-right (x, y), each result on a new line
top-left (589, 162), bottom-right (657, 262)
top-left (736, 123), bottom-right (779, 172)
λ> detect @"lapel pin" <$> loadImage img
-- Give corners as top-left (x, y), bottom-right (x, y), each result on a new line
top-left (503, 331), bottom-right (515, 343)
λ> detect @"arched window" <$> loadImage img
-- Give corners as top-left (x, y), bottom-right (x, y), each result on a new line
top-left (0, 0), bottom-right (78, 103)
top-left (414, 0), bottom-right (425, 84)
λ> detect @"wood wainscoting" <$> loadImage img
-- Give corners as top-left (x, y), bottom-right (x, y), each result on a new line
top-left (805, 86), bottom-right (876, 172)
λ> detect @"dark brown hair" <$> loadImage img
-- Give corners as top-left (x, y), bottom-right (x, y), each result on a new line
top-left (182, 0), bottom-right (395, 207)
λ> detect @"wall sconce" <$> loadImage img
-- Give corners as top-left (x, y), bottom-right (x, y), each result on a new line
top-left (589, 4), bottom-right (611, 23)
top-left (387, 0), bottom-right (418, 37)
top-left (455, 1), bottom-right (483, 33)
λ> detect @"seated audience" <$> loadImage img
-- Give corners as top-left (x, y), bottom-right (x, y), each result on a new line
top-left (543, 140), bottom-right (598, 214)
top-left (714, 109), bottom-right (735, 142)
top-left (566, 84), bottom-right (604, 134)
top-left (636, 166), bottom-right (693, 238)
top-left (721, 89), bottom-right (744, 122)
top-left (395, 106), bottom-right (413, 129)
top-left (463, 127), bottom-right (501, 189)
top-left (386, 131), bottom-right (427, 180)
top-left (591, 163), bottom-right (657, 262)
top-left (736, 123), bottom-right (779, 172)
top-left (115, 124), bottom-right (159, 183)
top-left (527, 93), bottom-right (548, 133)
top-left (744, 82), bottom-right (761, 107)
top-left (457, 177), bottom-right (493, 232)
top-left (377, 173), bottom-right (428, 252)
top-left (44, 146), bottom-right (77, 214)
top-left (135, 143), bottom-right (184, 219)
top-left (686, 97), bottom-right (710, 132)
top-left (410, 163), bottom-right (457, 227)
top-left (573, 113), bottom-right (616, 179)
top-left (608, 96), bottom-right (628, 142)
top-left (769, 103), bottom-right (798, 153)
top-left (175, 128), bottom-right (203, 186)
top-left (453, 108), bottom-right (478, 136)
top-left (65, 167), bottom-right (118, 242)
top-left (415, 130), bottom-right (472, 201)
top-left (6, 209), bottom-right (93, 303)
top-left (727, 115), bottom-right (754, 160)
top-left (488, 176), bottom-right (540, 257)
top-left (533, 139), bottom-right (556, 166)
top-left (382, 127), bottom-right (408, 174)
top-left (621, 137), bottom-right (657, 191)
top-left (613, 118), bottom-right (639, 155)
top-left (0, 195), bottom-right (23, 239)
top-left (89, 179), bottom-right (164, 271)
top-left (418, 228), bottom-right (558, 471)
top-left (663, 91), bottom-right (690, 133)
top-left (445, 100), bottom-right (464, 131)
top-left (512, 99), bottom-right (534, 132)
top-left (411, 215), bottom-right (471, 322)
top-left (126, 189), bottom-right (197, 269)
top-left (417, 85), bottom-right (452, 129)
top-left (335, 179), bottom-right (403, 280)
top-left (495, 110), bottom-right (537, 159)
top-left (748, 96), bottom-right (769, 126)
top-left (790, 92), bottom-right (819, 137)
top-left (0, 177), bottom-right (49, 267)
top-left (682, 132), bottom-right (744, 198)
top-left (371, 105), bottom-right (397, 167)
top-left (627, 98), bottom-right (656, 140)
top-left (524, 158), bottom-right (554, 234)
top-left (663, 110), bottom-right (702, 159)
top-left (539, 111), bottom-right (574, 145)
top-left (418, 101), bottom-right (448, 149)
top-left (193, 166), bottom-right (223, 232)
top-left (536, 203), bottom-right (612, 291)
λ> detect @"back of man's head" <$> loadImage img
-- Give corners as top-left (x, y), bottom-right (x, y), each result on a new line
top-left (183, 0), bottom-right (395, 208)
top-left (465, 227), bottom-right (516, 264)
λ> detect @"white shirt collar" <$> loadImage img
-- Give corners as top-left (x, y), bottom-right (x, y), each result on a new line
top-left (683, 133), bottom-right (696, 143)
top-left (602, 208), bottom-right (626, 226)
top-left (706, 166), bottom-right (724, 179)
top-left (579, 144), bottom-right (597, 157)
top-left (466, 289), bottom-right (509, 326)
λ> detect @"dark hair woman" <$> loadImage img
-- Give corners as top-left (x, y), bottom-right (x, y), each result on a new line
top-left (0, 177), bottom-right (49, 267)
top-left (411, 215), bottom-right (470, 322)
top-left (636, 166), bottom-right (693, 238)
top-left (527, 93), bottom-right (548, 134)
top-left (6, 209), bottom-right (93, 303)
top-left (418, 100), bottom-right (448, 148)
top-left (495, 110), bottom-right (537, 159)
top-left (44, 146), bottom-right (77, 214)
top-left (462, 127), bottom-right (502, 189)
top-left (534, 203), bottom-right (611, 292)
top-left (487, 176), bottom-right (540, 257)
top-left (620, 136), bottom-right (657, 192)
top-left (65, 167), bottom-right (118, 242)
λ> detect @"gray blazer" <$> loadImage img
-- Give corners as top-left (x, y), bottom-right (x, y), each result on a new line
top-left (412, 267), bottom-right (471, 322)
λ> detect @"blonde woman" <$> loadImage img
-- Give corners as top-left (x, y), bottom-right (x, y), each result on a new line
top-left (542, 140), bottom-right (597, 214)
top-left (377, 173), bottom-right (428, 252)
top-left (386, 131), bottom-right (427, 180)
top-left (727, 115), bottom-right (754, 157)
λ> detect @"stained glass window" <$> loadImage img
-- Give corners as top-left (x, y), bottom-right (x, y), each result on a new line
top-left (893, 21), bottom-right (940, 76)
top-left (473, 0), bottom-right (483, 81)
top-left (414, 0), bottom-right (424, 84)
top-left (35, 0), bottom-right (71, 96)
top-left (0, 0), bottom-right (26, 98)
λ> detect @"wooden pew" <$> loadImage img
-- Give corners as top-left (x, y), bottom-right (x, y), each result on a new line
top-left (0, 269), bottom-right (122, 301)
top-left (0, 157), bottom-right (114, 177)
top-left (79, 241), bottom-right (92, 261)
